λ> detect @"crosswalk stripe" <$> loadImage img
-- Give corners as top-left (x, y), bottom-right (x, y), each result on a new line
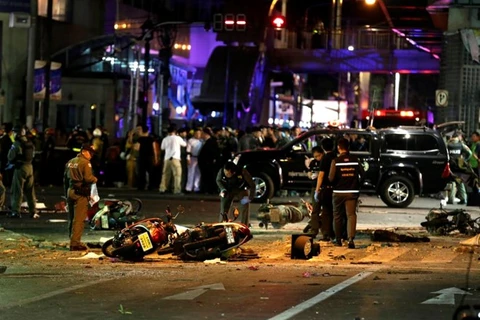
top-left (357, 247), bottom-right (411, 263)
top-left (420, 250), bottom-right (459, 264)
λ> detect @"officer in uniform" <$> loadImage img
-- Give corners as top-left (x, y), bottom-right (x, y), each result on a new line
top-left (447, 133), bottom-right (472, 204)
top-left (314, 138), bottom-right (337, 241)
top-left (64, 143), bottom-right (97, 251)
top-left (328, 137), bottom-right (364, 249)
top-left (216, 161), bottom-right (256, 225)
top-left (302, 146), bottom-right (323, 236)
top-left (7, 125), bottom-right (38, 218)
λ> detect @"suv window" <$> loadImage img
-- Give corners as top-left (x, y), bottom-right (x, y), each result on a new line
top-left (384, 133), bottom-right (439, 152)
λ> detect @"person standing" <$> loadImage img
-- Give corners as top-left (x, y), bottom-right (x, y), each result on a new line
top-left (447, 133), bottom-right (471, 205)
top-left (216, 161), bottom-right (256, 225)
top-left (469, 131), bottom-right (480, 178)
top-left (135, 125), bottom-right (154, 191)
top-left (7, 125), bottom-right (38, 219)
top-left (185, 127), bottom-right (203, 193)
top-left (198, 127), bottom-right (220, 194)
top-left (64, 144), bottom-right (97, 251)
top-left (158, 126), bottom-right (186, 194)
top-left (328, 138), bottom-right (364, 249)
top-left (302, 146), bottom-right (323, 236)
top-left (314, 138), bottom-right (337, 241)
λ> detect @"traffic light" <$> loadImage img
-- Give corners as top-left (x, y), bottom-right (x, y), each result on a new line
top-left (271, 15), bottom-right (286, 30)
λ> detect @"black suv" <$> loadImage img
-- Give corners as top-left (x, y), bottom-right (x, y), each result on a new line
top-left (233, 126), bottom-right (450, 208)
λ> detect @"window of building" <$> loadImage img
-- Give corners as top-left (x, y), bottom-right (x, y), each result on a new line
top-left (38, 0), bottom-right (71, 22)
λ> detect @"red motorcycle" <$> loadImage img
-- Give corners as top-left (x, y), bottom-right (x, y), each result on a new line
top-left (102, 206), bottom-right (253, 262)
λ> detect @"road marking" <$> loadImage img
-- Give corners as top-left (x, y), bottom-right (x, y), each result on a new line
top-left (421, 287), bottom-right (472, 305)
top-left (267, 271), bottom-right (375, 320)
top-left (163, 283), bottom-right (225, 300)
top-left (0, 278), bottom-right (112, 310)
top-left (420, 250), bottom-right (459, 264)
top-left (357, 247), bottom-right (410, 263)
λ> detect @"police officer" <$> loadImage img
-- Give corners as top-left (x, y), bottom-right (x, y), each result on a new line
top-left (216, 161), bottom-right (256, 225)
top-left (7, 125), bottom-right (38, 219)
top-left (64, 143), bottom-right (97, 251)
top-left (328, 137), bottom-right (364, 249)
top-left (302, 146), bottom-right (323, 236)
top-left (447, 133), bottom-right (472, 205)
top-left (314, 138), bottom-right (337, 241)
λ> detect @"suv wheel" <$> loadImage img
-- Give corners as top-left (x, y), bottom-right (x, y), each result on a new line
top-left (251, 173), bottom-right (275, 202)
top-left (380, 176), bottom-right (415, 208)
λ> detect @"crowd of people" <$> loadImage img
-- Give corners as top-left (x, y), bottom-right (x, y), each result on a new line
top-left (0, 122), bottom-right (307, 194)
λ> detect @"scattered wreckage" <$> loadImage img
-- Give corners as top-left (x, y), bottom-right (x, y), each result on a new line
top-left (256, 199), bottom-right (312, 229)
top-left (421, 206), bottom-right (480, 236)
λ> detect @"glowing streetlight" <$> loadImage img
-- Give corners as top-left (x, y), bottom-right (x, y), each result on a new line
top-left (365, 0), bottom-right (376, 5)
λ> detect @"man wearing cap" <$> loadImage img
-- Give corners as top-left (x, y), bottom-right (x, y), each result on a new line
top-left (7, 125), bottom-right (38, 218)
top-left (64, 143), bottom-right (98, 251)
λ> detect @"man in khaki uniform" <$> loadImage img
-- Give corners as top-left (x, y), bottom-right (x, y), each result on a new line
top-left (64, 143), bottom-right (97, 251)
top-left (7, 125), bottom-right (38, 218)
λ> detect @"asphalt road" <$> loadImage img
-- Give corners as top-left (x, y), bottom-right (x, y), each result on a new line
top-left (1, 190), bottom-right (479, 320)
top-left (0, 261), bottom-right (478, 320)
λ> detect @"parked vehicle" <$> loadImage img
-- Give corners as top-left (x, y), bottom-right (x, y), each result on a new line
top-left (233, 126), bottom-right (451, 208)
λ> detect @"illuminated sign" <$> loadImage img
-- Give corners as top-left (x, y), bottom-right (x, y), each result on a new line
top-left (213, 13), bottom-right (247, 32)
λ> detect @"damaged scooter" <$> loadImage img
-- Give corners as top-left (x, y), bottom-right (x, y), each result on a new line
top-left (102, 206), bottom-right (253, 262)
top-left (88, 197), bottom-right (142, 230)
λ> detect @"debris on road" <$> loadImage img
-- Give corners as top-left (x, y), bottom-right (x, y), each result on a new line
top-left (421, 207), bottom-right (480, 236)
top-left (460, 234), bottom-right (480, 246)
top-left (68, 252), bottom-right (105, 260)
top-left (0, 265), bottom-right (6, 273)
top-left (371, 230), bottom-right (430, 243)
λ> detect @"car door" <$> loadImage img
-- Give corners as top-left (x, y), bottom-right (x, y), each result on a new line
top-left (279, 132), bottom-right (316, 190)
top-left (348, 131), bottom-right (379, 191)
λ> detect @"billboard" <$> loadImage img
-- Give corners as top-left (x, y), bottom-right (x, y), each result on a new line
top-left (0, 0), bottom-right (30, 13)
top-left (34, 60), bottom-right (62, 101)
top-left (301, 99), bottom-right (348, 125)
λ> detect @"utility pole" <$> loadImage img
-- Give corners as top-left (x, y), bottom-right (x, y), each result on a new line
top-left (140, 19), bottom-right (154, 127)
top-left (43, 0), bottom-right (53, 130)
top-left (25, 0), bottom-right (38, 129)
top-left (223, 44), bottom-right (231, 127)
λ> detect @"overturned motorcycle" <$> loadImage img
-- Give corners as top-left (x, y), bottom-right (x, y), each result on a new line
top-left (102, 206), bottom-right (253, 262)
top-left (88, 198), bottom-right (142, 230)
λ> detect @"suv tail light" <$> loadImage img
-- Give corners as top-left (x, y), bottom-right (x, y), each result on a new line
top-left (441, 162), bottom-right (451, 179)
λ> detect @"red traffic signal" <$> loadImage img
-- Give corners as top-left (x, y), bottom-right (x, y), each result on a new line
top-left (271, 15), bottom-right (286, 30)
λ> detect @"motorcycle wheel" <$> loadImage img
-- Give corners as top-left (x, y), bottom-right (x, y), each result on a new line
top-left (157, 246), bottom-right (174, 255)
top-left (128, 198), bottom-right (143, 213)
top-left (101, 239), bottom-right (117, 257)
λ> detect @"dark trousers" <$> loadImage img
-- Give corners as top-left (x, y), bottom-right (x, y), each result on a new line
top-left (218, 189), bottom-right (250, 225)
top-left (320, 188), bottom-right (335, 238)
top-left (333, 192), bottom-right (359, 241)
top-left (136, 159), bottom-right (153, 190)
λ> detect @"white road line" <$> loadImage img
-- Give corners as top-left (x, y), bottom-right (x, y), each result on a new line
top-left (0, 278), bottom-right (112, 310)
top-left (267, 271), bottom-right (375, 320)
